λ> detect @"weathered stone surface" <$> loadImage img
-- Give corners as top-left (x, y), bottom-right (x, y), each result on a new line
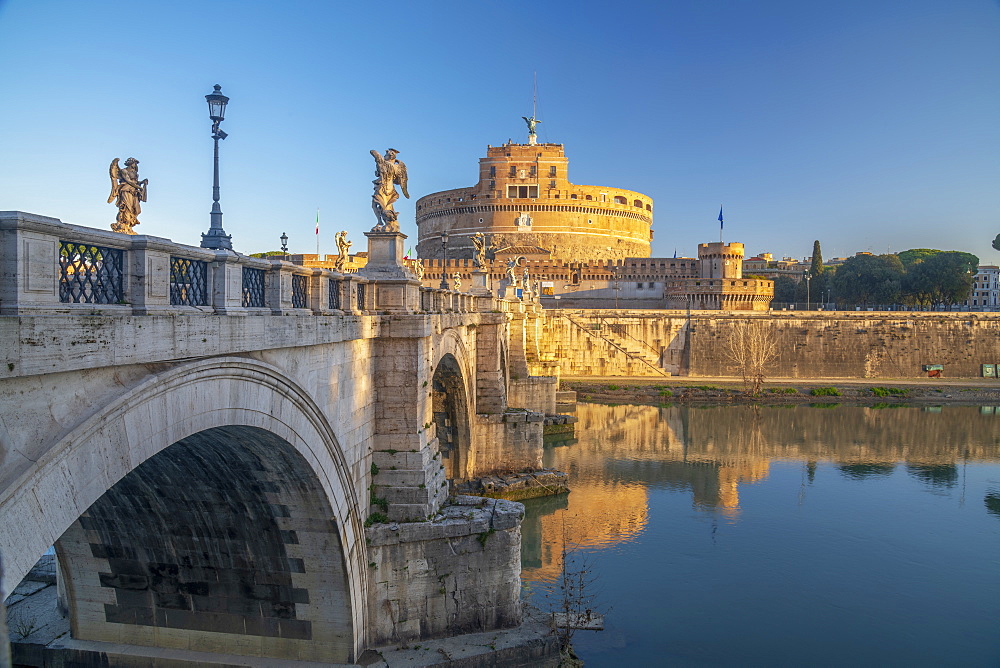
top-left (532, 310), bottom-right (1000, 379)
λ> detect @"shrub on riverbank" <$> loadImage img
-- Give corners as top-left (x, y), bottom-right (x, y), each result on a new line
top-left (810, 387), bottom-right (842, 396)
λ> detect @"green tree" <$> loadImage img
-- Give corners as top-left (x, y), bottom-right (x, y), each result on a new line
top-left (831, 254), bottom-right (903, 306)
top-left (809, 240), bottom-right (824, 276)
top-left (772, 276), bottom-right (798, 303)
top-left (904, 251), bottom-right (978, 307)
top-left (249, 250), bottom-right (286, 258)
top-left (897, 248), bottom-right (941, 268)
top-left (993, 235), bottom-right (1000, 252)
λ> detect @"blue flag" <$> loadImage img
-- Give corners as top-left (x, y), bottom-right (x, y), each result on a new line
top-left (718, 206), bottom-right (724, 228)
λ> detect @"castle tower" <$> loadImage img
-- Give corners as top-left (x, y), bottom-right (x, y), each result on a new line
top-left (698, 242), bottom-right (744, 279)
top-left (415, 140), bottom-right (653, 262)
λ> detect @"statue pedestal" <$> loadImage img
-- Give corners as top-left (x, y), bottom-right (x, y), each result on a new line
top-left (470, 269), bottom-right (490, 296)
top-left (499, 282), bottom-right (519, 301)
top-left (359, 229), bottom-right (420, 312)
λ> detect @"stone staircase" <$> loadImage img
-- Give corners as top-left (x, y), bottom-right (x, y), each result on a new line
top-left (563, 314), bottom-right (669, 376)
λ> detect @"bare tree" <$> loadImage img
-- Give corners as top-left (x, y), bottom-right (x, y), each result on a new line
top-left (724, 320), bottom-right (779, 396)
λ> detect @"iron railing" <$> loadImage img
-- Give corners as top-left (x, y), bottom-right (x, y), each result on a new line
top-left (356, 283), bottom-right (366, 311)
top-left (242, 267), bottom-right (265, 307)
top-left (291, 274), bottom-right (308, 308)
top-left (59, 241), bottom-right (124, 304)
top-left (169, 257), bottom-right (208, 306)
top-left (329, 279), bottom-right (341, 310)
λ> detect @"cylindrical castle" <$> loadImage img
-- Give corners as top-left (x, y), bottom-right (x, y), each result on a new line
top-left (416, 142), bottom-right (653, 261)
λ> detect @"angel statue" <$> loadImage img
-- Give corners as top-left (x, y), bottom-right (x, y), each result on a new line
top-left (505, 258), bottom-right (518, 286)
top-left (335, 231), bottom-right (352, 272)
top-left (370, 148), bottom-right (409, 232)
top-left (452, 272), bottom-right (462, 291)
top-left (522, 266), bottom-right (530, 289)
top-left (107, 157), bottom-right (148, 234)
top-left (472, 232), bottom-right (488, 268)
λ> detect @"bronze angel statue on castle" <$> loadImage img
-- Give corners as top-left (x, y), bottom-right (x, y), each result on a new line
top-left (370, 148), bottom-right (408, 232)
top-left (107, 157), bottom-right (148, 234)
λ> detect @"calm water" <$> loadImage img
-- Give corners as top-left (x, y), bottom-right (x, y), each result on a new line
top-left (520, 403), bottom-right (1000, 667)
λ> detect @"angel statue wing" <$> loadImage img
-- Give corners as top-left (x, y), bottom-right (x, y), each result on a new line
top-left (395, 159), bottom-right (409, 199)
top-left (107, 158), bottom-right (121, 204)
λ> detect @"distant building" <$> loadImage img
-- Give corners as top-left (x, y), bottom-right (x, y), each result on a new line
top-left (295, 130), bottom-right (773, 311)
top-left (964, 266), bottom-right (1000, 310)
top-left (666, 243), bottom-right (773, 311)
top-left (415, 141), bottom-right (653, 262)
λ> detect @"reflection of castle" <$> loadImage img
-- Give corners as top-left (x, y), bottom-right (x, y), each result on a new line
top-left (522, 403), bottom-right (1000, 581)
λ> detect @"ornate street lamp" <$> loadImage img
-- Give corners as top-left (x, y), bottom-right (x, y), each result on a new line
top-left (200, 84), bottom-right (233, 250)
top-left (439, 230), bottom-right (450, 289)
top-left (804, 271), bottom-right (812, 310)
top-left (280, 232), bottom-right (288, 258)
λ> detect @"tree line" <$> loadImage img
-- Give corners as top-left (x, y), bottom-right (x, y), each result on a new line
top-left (771, 242), bottom-right (979, 309)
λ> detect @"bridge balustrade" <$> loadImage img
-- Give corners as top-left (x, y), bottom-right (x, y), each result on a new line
top-left (0, 211), bottom-right (521, 317)
top-left (0, 211), bottom-right (367, 316)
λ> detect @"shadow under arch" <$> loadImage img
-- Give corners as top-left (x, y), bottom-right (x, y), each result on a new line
top-left (56, 425), bottom-right (354, 662)
top-left (0, 357), bottom-right (367, 660)
top-left (432, 353), bottom-right (473, 481)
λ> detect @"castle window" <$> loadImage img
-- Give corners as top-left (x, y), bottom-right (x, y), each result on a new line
top-left (614, 196), bottom-right (627, 205)
top-left (634, 199), bottom-right (643, 208)
top-left (637, 282), bottom-right (643, 289)
top-left (507, 185), bottom-right (538, 198)
top-left (571, 194), bottom-right (577, 199)
top-left (550, 180), bottom-right (557, 188)
top-left (585, 195), bottom-right (593, 200)
top-left (490, 166), bottom-right (496, 177)
top-left (530, 165), bottom-right (536, 176)
top-left (646, 204), bottom-right (652, 211)
top-left (549, 166), bottom-right (557, 177)
top-left (490, 180), bottom-right (495, 188)
top-left (509, 165), bottom-right (517, 177)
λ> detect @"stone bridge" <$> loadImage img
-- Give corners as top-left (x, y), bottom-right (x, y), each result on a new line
top-left (0, 211), bottom-right (556, 664)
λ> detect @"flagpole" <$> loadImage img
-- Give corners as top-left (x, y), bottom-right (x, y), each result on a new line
top-left (315, 208), bottom-right (320, 257)
top-left (718, 205), bottom-right (724, 244)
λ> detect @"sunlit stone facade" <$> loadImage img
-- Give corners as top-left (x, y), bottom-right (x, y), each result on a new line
top-left (416, 142), bottom-right (653, 262)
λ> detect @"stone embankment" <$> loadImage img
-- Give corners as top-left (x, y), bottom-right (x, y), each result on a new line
top-left (564, 377), bottom-right (1000, 407)
top-left (532, 310), bottom-right (1000, 379)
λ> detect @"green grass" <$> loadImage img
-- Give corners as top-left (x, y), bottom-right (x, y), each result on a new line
top-left (766, 387), bottom-right (798, 394)
top-left (607, 384), bottom-right (620, 391)
top-left (869, 386), bottom-right (909, 397)
top-left (810, 387), bottom-right (842, 397)
top-left (658, 389), bottom-right (673, 397)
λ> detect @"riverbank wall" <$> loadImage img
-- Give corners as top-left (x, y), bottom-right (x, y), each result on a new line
top-left (531, 310), bottom-right (1000, 379)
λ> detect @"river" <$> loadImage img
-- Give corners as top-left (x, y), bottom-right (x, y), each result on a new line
top-left (520, 403), bottom-right (1000, 666)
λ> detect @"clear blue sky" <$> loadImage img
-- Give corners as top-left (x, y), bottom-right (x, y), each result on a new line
top-left (2, 0), bottom-right (998, 263)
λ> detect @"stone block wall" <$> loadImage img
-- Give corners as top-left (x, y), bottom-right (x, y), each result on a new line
top-left (365, 497), bottom-right (523, 645)
top-left (533, 310), bottom-right (1000, 378)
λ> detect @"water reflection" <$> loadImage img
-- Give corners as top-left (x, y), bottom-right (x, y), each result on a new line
top-left (523, 403), bottom-right (1000, 583)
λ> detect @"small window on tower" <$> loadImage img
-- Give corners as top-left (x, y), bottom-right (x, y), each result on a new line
top-left (489, 166), bottom-right (496, 177)
top-left (509, 166), bottom-right (517, 177)
top-left (549, 166), bottom-right (557, 177)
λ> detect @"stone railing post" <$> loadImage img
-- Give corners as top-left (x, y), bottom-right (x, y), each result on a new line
top-left (127, 237), bottom-right (173, 315)
top-left (0, 211), bottom-right (63, 314)
top-left (209, 251), bottom-right (245, 313)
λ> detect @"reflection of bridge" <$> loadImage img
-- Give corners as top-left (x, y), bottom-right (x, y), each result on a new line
top-left (0, 212), bottom-right (556, 663)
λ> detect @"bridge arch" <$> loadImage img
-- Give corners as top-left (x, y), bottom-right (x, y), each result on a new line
top-left (0, 357), bottom-right (367, 661)
top-left (431, 329), bottom-right (475, 480)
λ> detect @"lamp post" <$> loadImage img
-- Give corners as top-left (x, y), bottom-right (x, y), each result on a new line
top-left (200, 84), bottom-right (232, 250)
top-left (804, 271), bottom-right (812, 310)
top-left (439, 230), bottom-right (450, 289)
top-left (280, 232), bottom-right (288, 259)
